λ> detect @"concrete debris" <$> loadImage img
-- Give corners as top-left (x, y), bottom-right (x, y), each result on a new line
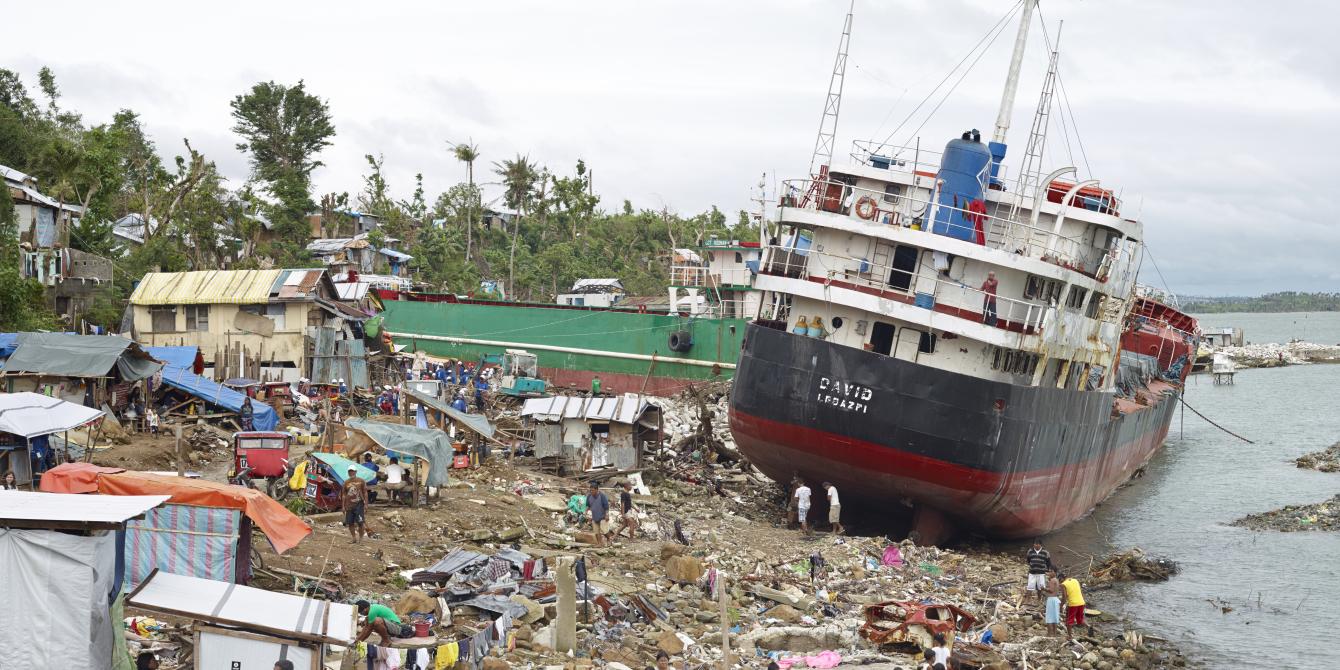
top-left (1217, 340), bottom-right (1340, 368)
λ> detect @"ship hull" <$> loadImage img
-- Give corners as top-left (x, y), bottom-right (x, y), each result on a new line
top-left (729, 323), bottom-right (1180, 539)
top-left (379, 297), bottom-right (747, 395)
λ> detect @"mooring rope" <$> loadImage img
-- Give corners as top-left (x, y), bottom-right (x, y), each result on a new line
top-left (1180, 396), bottom-right (1255, 444)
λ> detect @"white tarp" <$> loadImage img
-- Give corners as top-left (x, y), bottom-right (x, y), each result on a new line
top-left (0, 527), bottom-right (118, 669)
top-left (128, 571), bottom-right (356, 645)
top-left (197, 627), bottom-right (317, 670)
top-left (0, 491), bottom-right (168, 526)
top-left (0, 392), bottom-right (105, 439)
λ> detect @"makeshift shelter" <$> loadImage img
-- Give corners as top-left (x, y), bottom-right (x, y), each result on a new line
top-left (0, 391), bottom-right (105, 486)
top-left (40, 467), bottom-right (311, 554)
top-left (1, 334), bottom-right (162, 410)
top-left (404, 386), bottom-right (496, 440)
top-left (521, 393), bottom-right (662, 473)
top-left (127, 571), bottom-right (356, 669)
top-left (0, 490), bottom-right (169, 670)
top-left (146, 345), bottom-right (278, 431)
top-left (345, 417), bottom-right (454, 487)
top-left (302, 452), bottom-right (377, 512)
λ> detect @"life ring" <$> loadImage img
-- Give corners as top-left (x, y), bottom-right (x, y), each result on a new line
top-left (668, 330), bottom-right (693, 353)
top-left (854, 196), bottom-right (878, 220)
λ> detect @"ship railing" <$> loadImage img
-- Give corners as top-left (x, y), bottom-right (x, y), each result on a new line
top-left (847, 140), bottom-right (1026, 193)
top-left (669, 265), bottom-right (753, 288)
top-left (778, 177), bottom-right (1099, 276)
top-left (761, 241), bottom-right (1050, 334)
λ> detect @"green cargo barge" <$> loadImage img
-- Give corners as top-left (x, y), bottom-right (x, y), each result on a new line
top-left (378, 296), bottom-right (747, 396)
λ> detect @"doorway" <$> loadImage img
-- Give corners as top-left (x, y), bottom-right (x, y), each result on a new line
top-left (870, 322), bottom-right (896, 356)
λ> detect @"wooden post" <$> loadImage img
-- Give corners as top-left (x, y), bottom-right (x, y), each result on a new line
top-left (718, 570), bottom-right (733, 669)
top-left (175, 424), bottom-right (185, 477)
top-left (554, 556), bottom-right (577, 653)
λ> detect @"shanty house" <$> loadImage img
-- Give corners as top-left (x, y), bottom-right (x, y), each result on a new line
top-left (0, 490), bottom-right (170, 669)
top-left (0, 333), bottom-right (163, 407)
top-left (557, 278), bottom-right (626, 308)
top-left (521, 393), bottom-right (661, 473)
top-left (129, 269), bottom-right (365, 383)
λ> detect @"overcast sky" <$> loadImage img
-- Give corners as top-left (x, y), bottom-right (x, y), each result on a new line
top-left (7, 0), bottom-right (1337, 295)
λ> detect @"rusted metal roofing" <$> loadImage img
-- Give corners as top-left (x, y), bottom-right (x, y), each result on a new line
top-left (130, 269), bottom-right (331, 305)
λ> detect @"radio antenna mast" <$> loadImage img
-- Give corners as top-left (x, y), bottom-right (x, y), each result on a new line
top-left (808, 0), bottom-right (855, 178)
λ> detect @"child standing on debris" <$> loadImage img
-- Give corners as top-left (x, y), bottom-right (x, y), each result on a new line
top-left (794, 480), bottom-right (812, 535)
top-left (929, 633), bottom-right (951, 668)
top-left (146, 407), bottom-right (159, 435)
top-left (587, 481), bottom-right (611, 547)
top-left (1059, 571), bottom-right (1089, 639)
top-left (617, 481), bottom-right (639, 539)
top-left (1043, 569), bottom-right (1062, 636)
top-left (823, 481), bottom-right (844, 535)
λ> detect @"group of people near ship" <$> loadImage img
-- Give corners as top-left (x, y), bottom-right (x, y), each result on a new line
top-left (785, 478), bottom-right (845, 536)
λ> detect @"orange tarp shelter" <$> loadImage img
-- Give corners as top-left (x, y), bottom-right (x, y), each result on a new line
top-left (40, 465), bottom-right (311, 553)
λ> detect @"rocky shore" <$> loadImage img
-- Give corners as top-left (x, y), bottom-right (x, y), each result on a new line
top-left (1296, 442), bottom-right (1340, 472)
top-left (1232, 495), bottom-right (1340, 532)
top-left (1215, 341), bottom-right (1340, 369)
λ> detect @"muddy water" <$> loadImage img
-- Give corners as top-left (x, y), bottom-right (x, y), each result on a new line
top-left (1028, 314), bottom-right (1340, 668)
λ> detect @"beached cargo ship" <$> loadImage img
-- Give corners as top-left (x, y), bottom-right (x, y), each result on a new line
top-left (729, 0), bottom-right (1200, 540)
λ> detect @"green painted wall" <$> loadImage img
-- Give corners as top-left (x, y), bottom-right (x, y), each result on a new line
top-left (381, 300), bottom-right (748, 381)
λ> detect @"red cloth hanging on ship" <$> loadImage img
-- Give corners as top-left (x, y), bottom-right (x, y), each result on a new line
top-left (968, 199), bottom-right (988, 245)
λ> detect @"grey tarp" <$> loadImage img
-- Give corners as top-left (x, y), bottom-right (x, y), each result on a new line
top-left (2, 333), bottom-right (163, 381)
top-left (404, 387), bottom-right (496, 439)
top-left (345, 418), bottom-right (453, 487)
top-left (0, 528), bottom-right (118, 668)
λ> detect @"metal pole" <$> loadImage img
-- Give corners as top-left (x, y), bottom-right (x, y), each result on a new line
top-left (175, 424), bottom-right (185, 477)
top-left (992, 0), bottom-right (1038, 145)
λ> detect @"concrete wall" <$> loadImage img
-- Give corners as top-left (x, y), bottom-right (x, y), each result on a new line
top-left (133, 301), bottom-right (319, 370)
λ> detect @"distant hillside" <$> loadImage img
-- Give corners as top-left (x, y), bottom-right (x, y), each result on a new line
top-left (1181, 292), bottom-right (1340, 314)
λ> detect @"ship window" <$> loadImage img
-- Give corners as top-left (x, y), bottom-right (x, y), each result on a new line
top-left (1086, 292), bottom-right (1105, 318)
top-left (888, 246), bottom-right (919, 292)
top-left (918, 331), bottom-right (936, 354)
top-left (1066, 286), bottom-right (1088, 310)
top-left (870, 321), bottom-right (896, 356)
top-left (882, 183), bottom-right (903, 205)
top-left (1024, 275), bottom-right (1062, 303)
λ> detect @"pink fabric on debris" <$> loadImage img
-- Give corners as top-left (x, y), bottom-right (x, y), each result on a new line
top-left (882, 545), bottom-right (903, 567)
top-left (777, 651), bottom-right (842, 669)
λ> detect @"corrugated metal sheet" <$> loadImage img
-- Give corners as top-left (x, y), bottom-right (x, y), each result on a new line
top-left (0, 491), bottom-right (169, 525)
top-left (521, 394), bottom-right (655, 425)
top-left (130, 270), bottom-right (284, 306)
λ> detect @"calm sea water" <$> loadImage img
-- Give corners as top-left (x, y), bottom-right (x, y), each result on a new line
top-left (1032, 312), bottom-right (1340, 668)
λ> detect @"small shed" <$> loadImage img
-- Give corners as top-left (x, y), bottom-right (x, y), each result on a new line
top-left (0, 391), bottom-right (105, 486)
top-left (127, 570), bottom-right (356, 670)
top-left (0, 490), bottom-right (170, 669)
top-left (521, 393), bottom-right (661, 473)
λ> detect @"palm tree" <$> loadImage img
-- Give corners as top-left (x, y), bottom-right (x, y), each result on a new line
top-left (494, 154), bottom-right (539, 299)
top-left (451, 140), bottom-right (480, 260)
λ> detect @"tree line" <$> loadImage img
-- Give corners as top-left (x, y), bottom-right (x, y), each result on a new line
top-left (1181, 292), bottom-right (1340, 314)
top-left (0, 67), bottom-right (756, 329)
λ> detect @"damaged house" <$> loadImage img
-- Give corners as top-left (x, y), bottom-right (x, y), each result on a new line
top-left (521, 394), bottom-right (662, 473)
top-left (128, 269), bottom-right (367, 383)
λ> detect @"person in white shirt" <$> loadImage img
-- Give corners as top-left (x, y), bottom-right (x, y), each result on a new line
top-left (382, 456), bottom-right (408, 502)
top-left (823, 482), bottom-right (844, 535)
top-left (794, 482), bottom-right (812, 535)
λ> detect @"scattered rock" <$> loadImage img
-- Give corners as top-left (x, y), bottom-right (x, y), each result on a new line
top-left (764, 604), bottom-right (803, 623)
top-left (665, 555), bottom-right (704, 583)
top-left (1296, 442), bottom-right (1340, 473)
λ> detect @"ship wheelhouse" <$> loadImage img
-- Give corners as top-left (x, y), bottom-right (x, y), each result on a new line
top-left (755, 133), bottom-right (1144, 393)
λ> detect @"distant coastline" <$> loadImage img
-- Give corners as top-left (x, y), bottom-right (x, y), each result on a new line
top-left (1180, 291), bottom-right (1340, 314)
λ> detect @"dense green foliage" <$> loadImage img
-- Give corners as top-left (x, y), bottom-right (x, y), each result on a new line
top-left (0, 66), bottom-right (757, 330)
top-left (1182, 292), bottom-right (1340, 314)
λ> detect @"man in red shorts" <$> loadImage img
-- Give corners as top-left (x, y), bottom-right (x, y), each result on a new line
top-left (1059, 571), bottom-right (1091, 639)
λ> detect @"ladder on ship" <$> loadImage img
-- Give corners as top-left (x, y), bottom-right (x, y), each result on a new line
top-left (1001, 29), bottom-right (1062, 250)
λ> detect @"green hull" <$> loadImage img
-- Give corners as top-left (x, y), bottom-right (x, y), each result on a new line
top-left (380, 299), bottom-right (747, 395)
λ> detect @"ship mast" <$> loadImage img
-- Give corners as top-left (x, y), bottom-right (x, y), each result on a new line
top-left (808, 0), bottom-right (855, 178)
top-left (991, 0), bottom-right (1037, 145)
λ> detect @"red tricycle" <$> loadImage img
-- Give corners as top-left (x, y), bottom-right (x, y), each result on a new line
top-left (231, 431), bottom-right (293, 500)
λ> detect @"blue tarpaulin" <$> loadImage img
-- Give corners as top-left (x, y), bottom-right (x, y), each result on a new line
top-left (148, 346), bottom-right (278, 431)
top-left (310, 452), bottom-right (377, 485)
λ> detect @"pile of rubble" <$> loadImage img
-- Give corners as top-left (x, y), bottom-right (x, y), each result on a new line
top-left (1217, 341), bottom-right (1340, 368)
top-left (1089, 548), bottom-right (1178, 584)
top-left (1233, 494), bottom-right (1340, 533)
top-left (1295, 442), bottom-right (1340, 473)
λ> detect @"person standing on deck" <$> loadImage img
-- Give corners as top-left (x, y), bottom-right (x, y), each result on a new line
top-left (823, 482), bottom-right (844, 535)
top-left (1026, 540), bottom-right (1053, 601)
top-left (591, 375), bottom-right (602, 396)
top-left (980, 271), bottom-right (999, 326)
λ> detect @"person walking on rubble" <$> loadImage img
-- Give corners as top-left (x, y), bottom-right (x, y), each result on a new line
top-left (616, 480), bottom-right (639, 539)
top-left (240, 397), bottom-right (255, 431)
top-left (343, 465), bottom-right (369, 543)
top-left (823, 481), bottom-right (844, 535)
top-left (794, 480), bottom-right (813, 536)
top-left (1025, 540), bottom-right (1053, 601)
top-left (1059, 571), bottom-right (1091, 640)
top-left (586, 481), bottom-right (612, 547)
